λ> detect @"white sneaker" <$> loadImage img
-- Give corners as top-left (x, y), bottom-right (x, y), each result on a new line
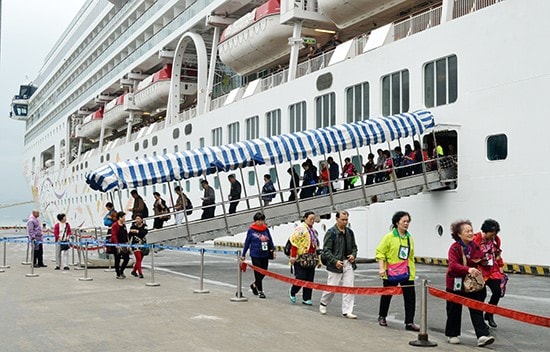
top-left (477, 336), bottom-right (495, 347)
top-left (447, 337), bottom-right (460, 344)
top-left (343, 313), bottom-right (357, 319)
top-left (319, 304), bottom-right (327, 315)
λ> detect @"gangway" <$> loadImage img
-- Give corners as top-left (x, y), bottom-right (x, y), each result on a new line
top-left (147, 158), bottom-right (456, 246)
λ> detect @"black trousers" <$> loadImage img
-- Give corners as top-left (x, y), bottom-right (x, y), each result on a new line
top-left (201, 206), bottom-right (215, 219)
top-left (343, 179), bottom-right (355, 190)
top-left (378, 279), bottom-right (416, 324)
top-left (228, 200), bottom-right (239, 214)
top-left (33, 244), bottom-right (44, 266)
top-left (153, 218), bottom-right (164, 229)
top-left (114, 250), bottom-right (130, 276)
top-left (251, 257), bottom-right (269, 292)
top-left (445, 287), bottom-right (489, 338)
top-left (485, 278), bottom-right (502, 307)
top-left (291, 263), bottom-right (316, 301)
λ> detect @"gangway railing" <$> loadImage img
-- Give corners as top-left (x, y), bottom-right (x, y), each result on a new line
top-left (146, 157), bottom-right (457, 246)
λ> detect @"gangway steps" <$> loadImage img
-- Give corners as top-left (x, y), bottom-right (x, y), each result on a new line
top-left (148, 170), bottom-right (452, 246)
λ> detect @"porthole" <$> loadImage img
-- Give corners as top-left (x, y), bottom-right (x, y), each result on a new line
top-left (143, 139), bottom-right (148, 149)
top-left (134, 142), bottom-right (139, 152)
top-left (152, 136), bottom-right (158, 146)
top-left (436, 224), bottom-right (444, 237)
top-left (100, 155), bottom-right (104, 163)
top-left (184, 124), bottom-right (192, 135)
top-left (173, 128), bottom-right (180, 139)
top-left (106, 153), bottom-right (110, 161)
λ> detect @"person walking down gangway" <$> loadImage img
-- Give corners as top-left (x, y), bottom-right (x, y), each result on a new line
top-left (445, 220), bottom-right (495, 347)
top-left (227, 174), bottom-right (242, 214)
top-left (289, 211), bottom-right (321, 306)
top-left (111, 212), bottom-right (131, 279)
top-left (241, 212), bottom-right (275, 299)
top-left (376, 211), bottom-right (420, 331)
top-left (53, 213), bottom-right (72, 270)
top-left (319, 210), bottom-right (358, 319)
top-left (130, 215), bottom-right (148, 279)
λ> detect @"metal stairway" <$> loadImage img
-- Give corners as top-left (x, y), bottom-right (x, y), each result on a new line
top-left (147, 159), bottom-right (457, 246)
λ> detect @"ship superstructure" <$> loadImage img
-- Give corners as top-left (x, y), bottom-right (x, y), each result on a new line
top-left (10, 0), bottom-right (550, 266)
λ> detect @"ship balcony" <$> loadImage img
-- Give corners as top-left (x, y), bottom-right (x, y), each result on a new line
top-left (10, 96), bottom-right (29, 120)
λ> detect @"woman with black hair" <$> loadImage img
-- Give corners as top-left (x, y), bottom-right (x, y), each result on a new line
top-left (376, 211), bottom-right (419, 331)
top-left (111, 211), bottom-right (130, 279)
top-left (241, 213), bottom-right (275, 299)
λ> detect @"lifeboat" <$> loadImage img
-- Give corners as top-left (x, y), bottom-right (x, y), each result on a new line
top-left (318, 0), bottom-right (410, 29)
top-left (103, 94), bottom-right (129, 130)
top-left (76, 108), bottom-right (104, 139)
top-left (218, 0), bottom-right (331, 76)
top-left (133, 64), bottom-right (198, 112)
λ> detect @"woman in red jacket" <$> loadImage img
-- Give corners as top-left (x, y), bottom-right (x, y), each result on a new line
top-left (445, 220), bottom-right (495, 347)
top-left (111, 212), bottom-right (130, 279)
top-left (53, 213), bottom-right (72, 270)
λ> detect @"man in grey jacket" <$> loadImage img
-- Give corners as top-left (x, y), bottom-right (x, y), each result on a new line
top-left (319, 210), bottom-right (358, 318)
top-left (200, 180), bottom-right (215, 219)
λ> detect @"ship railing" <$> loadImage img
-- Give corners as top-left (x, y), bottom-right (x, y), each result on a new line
top-left (394, 6), bottom-right (442, 41)
top-left (176, 107), bottom-right (198, 123)
top-left (141, 154), bottom-right (457, 243)
top-left (453, 0), bottom-right (504, 19)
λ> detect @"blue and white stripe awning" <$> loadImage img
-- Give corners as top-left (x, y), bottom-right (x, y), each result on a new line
top-left (86, 110), bottom-right (435, 192)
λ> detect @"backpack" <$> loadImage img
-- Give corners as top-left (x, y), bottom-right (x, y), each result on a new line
top-left (185, 197), bottom-right (193, 215)
top-left (142, 204), bottom-right (149, 218)
top-left (284, 238), bottom-right (292, 257)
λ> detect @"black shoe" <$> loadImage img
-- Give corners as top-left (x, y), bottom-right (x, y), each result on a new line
top-left (406, 323), bottom-right (420, 332)
top-left (250, 283), bottom-right (259, 296)
top-left (39, 264), bottom-right (47, 268)
top-left (139, 274), bottom-right (144, 279)
top-left (33, 264), bottom-right (40, 268)
top-left (54, 266), bottom-right (60, 270)
top-left (378, 316), bottom-right (388, 326)
top-left (259, 292), bottom-right (266, 299)
top-left (485, 313), bottom-right (497, 328)
top-left (131, 271), bottom-right (138, 277)
top-left (63, 267), bottom-right (70, 270)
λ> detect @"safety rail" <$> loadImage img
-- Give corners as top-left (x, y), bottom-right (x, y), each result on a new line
top-left (453, 0), bottom-right (504, 19)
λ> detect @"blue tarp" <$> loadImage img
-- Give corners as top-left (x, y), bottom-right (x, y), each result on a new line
top-left (86, 110), bottom-right (434, 192)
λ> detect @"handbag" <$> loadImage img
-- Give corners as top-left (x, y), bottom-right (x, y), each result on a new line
top-left (296, 253), bottom-right (318, 268)
top-left (139, 238), bottom-right (150, 256)
top-left (461, 248), bottom-right (485, 293)
top-left (160, 209), bottom-right (171, 221)
top-left (59, 226), bottom-right (70, 251)
top-left (60, 243), bottom-right (70, 251)
top-left (386, 260), bottom-right (410, 283)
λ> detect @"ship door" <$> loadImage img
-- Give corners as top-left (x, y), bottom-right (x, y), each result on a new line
top-left (423, 129), bottom-right (458, 186)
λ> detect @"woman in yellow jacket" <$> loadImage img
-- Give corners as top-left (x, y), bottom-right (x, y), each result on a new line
top-left (375, 211), bottom-right (419, 331)
top-left (289, 211), bottom-right (321, 305)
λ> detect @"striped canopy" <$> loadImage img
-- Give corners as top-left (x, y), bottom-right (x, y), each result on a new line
top-left (86, 110), bottom-right (434, 192)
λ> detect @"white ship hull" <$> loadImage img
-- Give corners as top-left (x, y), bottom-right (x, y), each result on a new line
top-left (16, 0), bottom-right (550, 267)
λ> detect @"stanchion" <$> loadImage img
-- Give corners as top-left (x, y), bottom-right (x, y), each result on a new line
top-left (25, 240), bottom-right (39, 277)
top-left (230, 250), bottom-right (247, 302)
top-left (0, 239), bottom-right (10, 269)
top-left (70, 236), bottom-right (77, 266)
top-left (193, 248), bottom-right (210, 294)
top-left (104, 252), bottom-right (115, 272)
top-left (74, 238), bottom-right (84, 270)
top-left (409, 279), bottom-right (437, 347)
top-left (22, 241), bottom-right (31, 265)
top-left (78, 241), bottom-right (93, 281)
top-left (146, 244), bottom-right (160, 287)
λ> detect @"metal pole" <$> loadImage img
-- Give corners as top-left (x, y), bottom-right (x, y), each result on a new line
top-left (104, 253), bottom-right (114, 272)
top-left (74, 230), bottom-right (84, 270)
top-left (252, 163), bottom-right (265, 213)
top-left (70, 233), bottom-right (77, 266)
top-left (146, 244), bottom-right (160, 287)
top-left (22, 240), bottom-right (31, 265)
top-left (193, 248), bottom-right (210, 294)
top-left (409, 280), bottom-right (437, 347)
top-left (230, 250), bottom-right (248, 302)
top-left (273, 164), bottom-right (284, 203)
top-left (1, 239), bottom-right (10, 269)
top-left (25, 240), bottom-right (38, 277)
top-left (355, 146), bottom-right (368, 203)
top-left (215, 169), bottom-right (230, 233)
top-left (323, 155), bottom-right (336, 211)
top-left (289, 162), bottom-right (301, 216)
top-left (387, 141), bottom-right (401, 197)
top-left (238, 166), bottom-right (250, 210)
top-left (79, 241), bottom-right (93, 281)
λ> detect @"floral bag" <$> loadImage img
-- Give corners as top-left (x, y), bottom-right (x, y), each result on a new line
top-left (297, 253), bottom-right (318, 268)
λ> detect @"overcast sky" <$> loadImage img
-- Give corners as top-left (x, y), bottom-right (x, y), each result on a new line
top-left (0, 0), bottom-right (85, 204)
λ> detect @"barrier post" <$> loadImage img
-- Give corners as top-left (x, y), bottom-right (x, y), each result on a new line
top-left (146, 244), bottom-right (160, 287)
top-left (193, 248), bottom-right (210, 294)
top-left (230, 250), bottom-right (248, 302)
top-left (25, 240), bottom-right (39, 277)
top-left (409, 279), bottom-right (437, 347)
top-left (78, 241), bottom-right (93, 281)
top-left (104, 253), bottom-right (115, 272)
top-left (74, 233), bottom-right (84, 270)
top-left (1, 239), bottom-right (10, 269)
top-left (22, 240), bottom-right (31, 265)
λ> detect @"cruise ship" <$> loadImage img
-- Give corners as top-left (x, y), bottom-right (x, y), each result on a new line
top-left (10, 0), bottom-right (550, 268)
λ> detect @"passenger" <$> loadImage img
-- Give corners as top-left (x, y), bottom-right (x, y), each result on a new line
top-left (316, 162), bottom-right (330, 195)
top-left (27, 209), bottom-right (46, 268)
top-left (323, 34), bottom-right (342, 50)
top-left (287, 167), bottom-right (301, 202)
top-left (129, 189), bottom-right (147, 219)
top-left (289, 211), bottom-right (321, 305)
top-left (129, 215), bottom-right (148, 279)
top-left (473, 219), bottom-right (504, 328)
top-left (261, 174), bottom-right (276, 206)
top-left (300, 162), bottom-right (316, 199)
top-left (152, 192), bottom-right (169, 229)
top-left (403, 144), bottom-right (414, 176)
top-left (103, 202), bottom-right (117, 229)
top-left (375, 148), bottom-right (386, 183)
top-left (53, 213), bottom-right (72, 270)
top-left (306, 158), bottom-right (318, 183)
top-left (319, 210), bottom-right (358, 318)
top-left (327, 156), bottom-right (339, 192)
top-left (174, 186), bottom-right (191, 224)
top-left (111, 211), bottom-right (130, 279)
top-left (200, 180), bottom-right (216, 219)
top-left (227, 174), bottom-right (242, 214)
top-left (363, 153), bottom-right (376, 185)
top-left (383, 150), bottom-right (393, 180)
top-left (445, 220), bottom-right (495, 347)
top-left (412, 141), bottom-right (424, 174)
top-left (393, 146), bottom-right (405, 178)
top-left (341, 157), bottom-right (357, 190)
top-left (376, 211), bottom-right (419, 331)
top-left (241, 212), bottom-right (275, 299)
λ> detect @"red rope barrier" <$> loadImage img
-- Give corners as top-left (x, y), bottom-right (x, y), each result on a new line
top-left (244, 262), bottom-right (403, 296)
top-left (428, 286), bottom-right (550, 328)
